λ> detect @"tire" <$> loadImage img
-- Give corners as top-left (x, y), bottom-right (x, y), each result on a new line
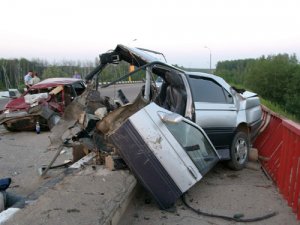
top-left (3, 123), bottom-right (17, 132)
top-left (227, 131), bottom-right (249, 170)
top-left (47, 113), bottom-right (61, 130)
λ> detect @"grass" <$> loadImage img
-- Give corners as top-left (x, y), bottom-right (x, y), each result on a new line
top-left (260, 98), bottom-right (299, 123)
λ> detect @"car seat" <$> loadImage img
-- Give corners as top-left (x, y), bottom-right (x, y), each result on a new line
top-left (163, 71), bottom-right (187, 116)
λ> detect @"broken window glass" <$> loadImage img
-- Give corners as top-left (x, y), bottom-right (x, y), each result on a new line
top-left (165, 121), bottom-right (218, 175)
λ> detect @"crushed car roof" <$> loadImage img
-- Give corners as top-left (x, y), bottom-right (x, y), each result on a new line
top-left (85, 44), bottom-right (183, 82)
top-left (114, 44), bottom-right (164, 65)
top-left (31, 78), bottom-right (82, 89)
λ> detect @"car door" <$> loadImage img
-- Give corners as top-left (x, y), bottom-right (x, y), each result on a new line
top-left (109, 102), bottom-right (219, 209)
top-left (188, 75), bottom-right (237, 158)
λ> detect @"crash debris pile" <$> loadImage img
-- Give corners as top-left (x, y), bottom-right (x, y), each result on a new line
top-left (46, 82), bottom-right (150, 174)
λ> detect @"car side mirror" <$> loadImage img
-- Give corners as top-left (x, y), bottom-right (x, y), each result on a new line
top-left (157, 111), bottom-right (183, 124)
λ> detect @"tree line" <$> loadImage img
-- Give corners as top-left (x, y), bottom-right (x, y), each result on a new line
top-left (215, 53), bottom-right (300, 120)
top-left (2, 54), bottom-right (298, 119)
top-left (0, 58), bottom-right (143, 91)
top-left (0, 58), bottom-right (97, 90)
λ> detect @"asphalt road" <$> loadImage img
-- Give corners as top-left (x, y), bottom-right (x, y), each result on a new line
top-left (0, 98), bottom-right (9, 111)
top-left (99, 83), bottom-right (144, 102)
top-left (120, 162), bottom-right (299, 225)
top-left (0, 97), bottom-right (71, 197)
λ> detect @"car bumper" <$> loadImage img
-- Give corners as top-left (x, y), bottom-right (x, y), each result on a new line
top-left (249, 118), bottom-right (263, 141)
top-left (0, 111), bottom-right (43, 131)
top-left (0, 107), bottom-right (55, 131)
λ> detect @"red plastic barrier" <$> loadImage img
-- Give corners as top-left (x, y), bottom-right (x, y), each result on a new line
top-left (254, 106), bottom-right (300, 220)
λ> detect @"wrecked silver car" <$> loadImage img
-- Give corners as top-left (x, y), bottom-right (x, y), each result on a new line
top-left (91, 45), bottom-right (262, 169)
top-left (47, 44), bottom-right (262, 209)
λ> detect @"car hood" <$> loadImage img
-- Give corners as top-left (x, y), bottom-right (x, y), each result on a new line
top-left (240, 91), bottom-right (258, 99)
top-left (5, 93), bottom-right (52, 111)
top-left (5, 97), bottom-right (29, 111)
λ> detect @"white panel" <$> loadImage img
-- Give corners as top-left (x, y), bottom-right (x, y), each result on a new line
top-left (129, 103), bottom-right (202, 192)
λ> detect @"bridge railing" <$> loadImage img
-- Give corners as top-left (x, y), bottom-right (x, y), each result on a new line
top-left (254, 106), bottom-right (300, 219)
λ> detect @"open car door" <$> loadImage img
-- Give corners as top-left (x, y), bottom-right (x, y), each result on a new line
top-left (109, 103), bottom-right (220, 209)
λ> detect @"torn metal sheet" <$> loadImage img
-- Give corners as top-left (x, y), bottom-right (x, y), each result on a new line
top-left (48, 85), bottom-right (93, 149)
top-left (96, 90), bottom-right (149, 135)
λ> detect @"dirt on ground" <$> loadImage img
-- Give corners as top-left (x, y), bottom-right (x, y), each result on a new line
top-left (119, 162), bottom-right (299, 225)
top-left (0, 127), bottom-right (72, 197)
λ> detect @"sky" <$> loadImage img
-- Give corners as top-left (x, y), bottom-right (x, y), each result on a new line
top-left (1, 0), bottom-right (300, 68)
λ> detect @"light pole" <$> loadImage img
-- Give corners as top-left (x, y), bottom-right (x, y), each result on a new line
top-left (204, 46), bottom-right (212, 73)
top-left (128, 38), bottom-right (137, 46)
top-left (128, 39), bottom-right (137, 82)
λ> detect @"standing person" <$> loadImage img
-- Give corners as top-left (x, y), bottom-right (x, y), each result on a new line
top-left (24, 70), bottom-right (33, 88)
top-left (31, 72), bottom-right (41, 85)
top-left (72, 71), bottom-right (82, 79)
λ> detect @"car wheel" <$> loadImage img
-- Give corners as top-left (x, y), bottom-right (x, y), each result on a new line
top-left (227, 131), bottom-right (249, 170)
top-left (47, 113), bottom-right (61, 130)
top-left (3, 123), bottom-right (17, 132)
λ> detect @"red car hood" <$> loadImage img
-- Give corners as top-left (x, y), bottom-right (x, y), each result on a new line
top-left (5, 97), bottom-right (30, 111)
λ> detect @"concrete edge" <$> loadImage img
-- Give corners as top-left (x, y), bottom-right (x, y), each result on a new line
top-left (0, 208), bottom-right (20, 224)
top-left (0, 152), bottom-right (138, 225)
top-left (0, 152), bottom-right (96, 224)
top-left (104, 178), bottom-right (138, 225)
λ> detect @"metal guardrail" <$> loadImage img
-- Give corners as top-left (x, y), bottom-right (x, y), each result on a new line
top-left (254, 105), bottom-right (300, 220)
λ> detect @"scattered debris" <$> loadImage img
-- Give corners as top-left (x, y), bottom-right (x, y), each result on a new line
top-left (249, 148), bottom-right (258, 161)
top-left (245, 161), bottom-right (261, 171)
top-left (38, 44), bottom-right (263, 211)
top-left (67, 208), bottom-right (80, 213)
top-left (0, 177), bottom-right (24, 215)
top-left (105, 155), bottom-right (127, 171)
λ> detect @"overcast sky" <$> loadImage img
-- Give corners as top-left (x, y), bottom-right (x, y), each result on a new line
top-left (1, 0), bottom-right (299, 68)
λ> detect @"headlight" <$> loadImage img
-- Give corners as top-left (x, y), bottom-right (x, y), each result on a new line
top-left (3, 109), bottom-right (10, 114)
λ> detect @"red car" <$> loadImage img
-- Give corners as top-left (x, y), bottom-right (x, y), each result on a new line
top-left (0, 78), bottom-right (86, 131)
